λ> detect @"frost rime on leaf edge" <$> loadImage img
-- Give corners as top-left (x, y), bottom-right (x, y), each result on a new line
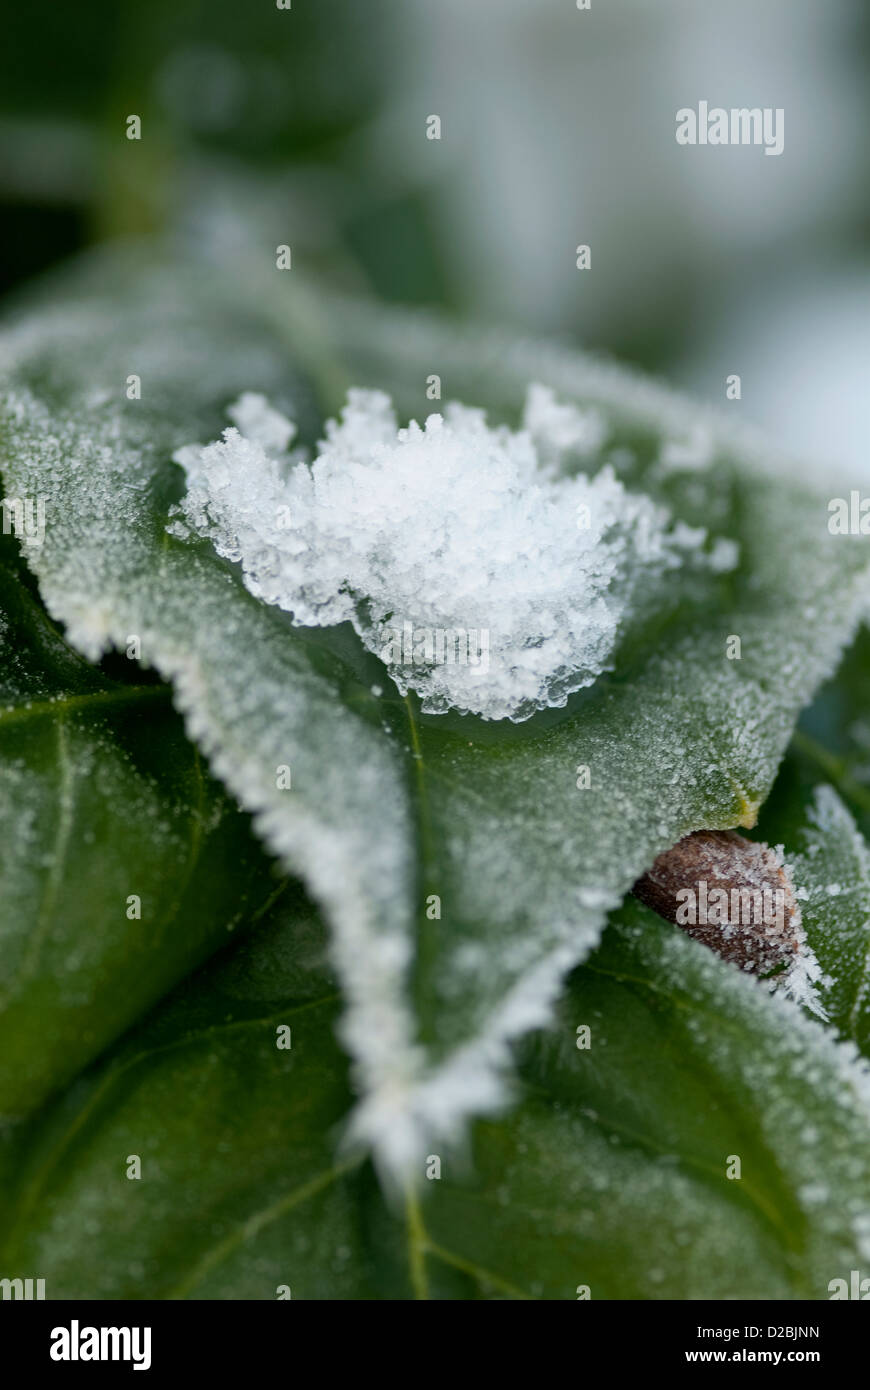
top-left (3, 297), bottom-right (870, 1188)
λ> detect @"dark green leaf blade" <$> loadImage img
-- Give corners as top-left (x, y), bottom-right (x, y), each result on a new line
top-left (5, 888), bottom-right (870, 1300)
top-left (0, 542), bottom-right (285, 1118)
top-left (3, 253), bottom-right (869, 1180)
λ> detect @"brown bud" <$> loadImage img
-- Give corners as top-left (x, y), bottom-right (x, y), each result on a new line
top-left (632, 829), bottom-right (800, 973)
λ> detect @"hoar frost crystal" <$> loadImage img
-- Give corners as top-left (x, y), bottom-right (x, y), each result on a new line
top-left (170, 386), bottom-right (736, 721)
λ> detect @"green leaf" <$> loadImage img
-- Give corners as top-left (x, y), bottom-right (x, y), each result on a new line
top-left (746, 747), bottom-right (870, 1055)
top-left (0, 893), bottom-right (368, 1300)
top-left (3, 885), bottom-right (870, 1300)
top-left (0, 538), bottom-right (285, 1119)
top-left (792, 623), bottom-right (870, 840)
top-left (428, 899), bottom-right (870, 1301)
top-left (735, 635), bottom-right (870, 1052)
top-left (788, 787), bottom-right (870, 1053)
top-left (2, 251), bottom-right (868, 1180)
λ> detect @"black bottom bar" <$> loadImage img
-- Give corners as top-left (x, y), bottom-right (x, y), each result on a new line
top-left (1, 1299), bottom-right (865, 1374)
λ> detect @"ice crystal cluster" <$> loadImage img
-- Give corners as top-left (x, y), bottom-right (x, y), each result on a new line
top-left (170, 386), bottom-right (734, 721)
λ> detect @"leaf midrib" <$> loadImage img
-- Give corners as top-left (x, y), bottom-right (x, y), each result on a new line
top-left (0, 683), bottom-right (171, 726)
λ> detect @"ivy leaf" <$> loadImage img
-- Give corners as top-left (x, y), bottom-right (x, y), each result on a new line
top-left (0, 537), bottom-right (284, 1119)
top-left (430, 898), bottom-right (870, 1301)
top-left (1, 252), bottom-right (868, 1181)
top-left (3, 885), bottom-right (870, 1300)
top-left (788, 786), bottom-right (870, 1053)
top-left (0, 891), bottom-right (368, 1300)
top-left (736, 634), bottom-right (870, 1053)
top-left (791, 623), bottom-right (870, 841)
top-left (749, 756), bottom-right (870, 1055)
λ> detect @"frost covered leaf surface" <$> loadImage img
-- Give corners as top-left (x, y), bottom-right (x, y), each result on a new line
top-left (746, 635), bottom-right (870, 1054)
top-left (0, 536), bottom-right (284, 1118)
top-left (1, 254), bottom-right (869, 1180)
top-left (758, 751), bottom-right (870, 1054)
top-left (789, 786), bottom-right (870, 1051)
top-left (2, 888), bottom-right (870, 1299)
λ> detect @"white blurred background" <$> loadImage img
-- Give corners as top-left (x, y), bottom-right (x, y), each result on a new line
top-left (2, 0), bottom-right (868, 480)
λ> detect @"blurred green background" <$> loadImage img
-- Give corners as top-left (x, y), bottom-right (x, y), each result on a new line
top-left (2, 0), bottom-right (869, 476)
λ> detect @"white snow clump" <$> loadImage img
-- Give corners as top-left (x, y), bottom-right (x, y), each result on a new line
top-left (169, 386), bottom-right (736, 721)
